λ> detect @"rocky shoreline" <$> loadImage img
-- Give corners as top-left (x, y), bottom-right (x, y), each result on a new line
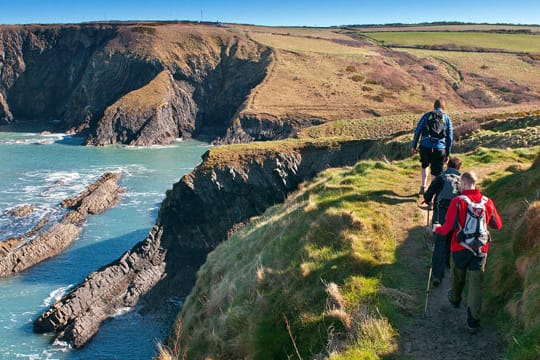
top-left (32, 139), bottom-right (383, 348)
top-left (0, 172), bottom-right (124, 277)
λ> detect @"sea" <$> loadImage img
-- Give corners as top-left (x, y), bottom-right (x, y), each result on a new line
top-left (0, 130), bottom-right (208, 359)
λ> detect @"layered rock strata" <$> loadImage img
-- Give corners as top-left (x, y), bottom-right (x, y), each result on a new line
top-left (33, 139), bottom-right (379, 348)
top-left (0, 24), bottom-right (271, 145)
top-left (0, 172), bottom-right (123, 277)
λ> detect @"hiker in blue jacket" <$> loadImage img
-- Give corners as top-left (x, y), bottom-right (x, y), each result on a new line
top-left (411, 99), bottom-right (453, 195)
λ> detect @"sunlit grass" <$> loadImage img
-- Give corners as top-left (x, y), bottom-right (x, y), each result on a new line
top-left (361, 31), bottom-right (540, 53)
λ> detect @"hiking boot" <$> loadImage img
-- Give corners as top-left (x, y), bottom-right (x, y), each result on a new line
top-left (447, 290), bottom-right (460, 308)
top-left (467, 308), bottom-right (481, 334)
top-left (432, 278), bottom-right (441, 287)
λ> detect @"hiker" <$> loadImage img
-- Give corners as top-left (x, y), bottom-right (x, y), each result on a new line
top-left (432, 171), bottom-right (502, 333)
top-left (424, 156), bottom-right (462, 286)
top-left (411, 99), bottom-right (453, 195)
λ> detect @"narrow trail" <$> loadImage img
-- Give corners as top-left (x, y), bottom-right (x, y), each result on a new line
top-left (389, 164), bottom-right (510, 360)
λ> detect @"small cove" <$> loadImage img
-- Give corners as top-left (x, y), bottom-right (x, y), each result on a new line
top-left (0, 130), bottom-right (207, 359)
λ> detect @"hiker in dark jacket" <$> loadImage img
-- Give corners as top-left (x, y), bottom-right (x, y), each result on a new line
top-left (424, 157), bottom-right (462, 287)
top-left (411, 99), bottom-right (453, 195)
top-left (433, 171), bottom-right (502, 333)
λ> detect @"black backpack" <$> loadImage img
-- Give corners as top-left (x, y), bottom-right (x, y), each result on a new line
top-left (424, 111), bottom-right (446, 139)
top-left (436, 172), bottom-right (460, 206)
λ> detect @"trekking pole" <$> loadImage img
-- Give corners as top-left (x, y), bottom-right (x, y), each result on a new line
top-left (424, 219), bottom-right (438, 317)
top-left (424, 204), bottom-right (434, 318)
top-left (423, 260), bottom-right (433, 317)
top-left (423, 232), bottom-right (434, 318)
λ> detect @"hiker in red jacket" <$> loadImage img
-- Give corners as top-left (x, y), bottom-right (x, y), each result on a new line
top-left (432, 171), bottom-right (502, 333)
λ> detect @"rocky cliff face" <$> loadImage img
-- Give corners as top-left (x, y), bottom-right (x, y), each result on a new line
top-left (0, 23), bottom-right (271, 145)
top-left (33, 139), bottom-right (380, 347)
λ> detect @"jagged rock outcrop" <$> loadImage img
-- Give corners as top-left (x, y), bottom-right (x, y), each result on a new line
top-left (33, 226), bottom-right (166, 348)
top-left (34, 139), bottom-right (382, 348)
top-left (0, 23), bottom-right (271, 145)
top-left (60, 172), bottom-right (124, 215)
top-left (214, 112), bottom-right (326, 144)
top-left (7, 204), bottom-right (35, 217)
top-left (0, 172), bottom-right (123, 277)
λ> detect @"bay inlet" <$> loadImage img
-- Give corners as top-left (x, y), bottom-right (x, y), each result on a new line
top-left (0, 131), bottom-right (207, 359)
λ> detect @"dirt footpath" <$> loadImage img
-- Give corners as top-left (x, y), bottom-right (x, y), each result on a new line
top-left (396, 198), bottom-right (505, 360)
top-left (399, 275), bottom-right (504, 359)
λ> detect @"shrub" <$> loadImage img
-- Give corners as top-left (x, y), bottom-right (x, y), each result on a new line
top-left (453, 119), bottom-right (481, 141)
top-left (346, 65), bottom-right (357, 72)
top-left (351, 75), bottom-right (364, 82)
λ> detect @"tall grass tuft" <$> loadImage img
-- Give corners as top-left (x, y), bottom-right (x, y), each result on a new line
top-left (483, 151), bottom-right (540, 360)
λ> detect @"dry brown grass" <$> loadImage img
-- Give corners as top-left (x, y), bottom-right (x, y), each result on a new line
top-left (404, 49), bottom-right (540, 95)
top-left (104, 70), bottom-right (172, 111)
top-left (348, 24), bottom-right (540, 32)
top-left (79, 23), bottom-right (540, 139)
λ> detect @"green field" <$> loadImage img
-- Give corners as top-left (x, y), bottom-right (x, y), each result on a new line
top-left (361, 31), bottom-right (540, 53)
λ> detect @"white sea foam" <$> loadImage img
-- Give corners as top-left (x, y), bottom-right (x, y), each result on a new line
top-left (45, 171), bottom-right (81, 184)
top-left (42, 285), bottom-right (73, 307)
top-left (13, 353), bottom-right (41, 359)
top-left (51, 339), bottom-right (72, 350)
top-left (112, 307), bottom-right (134, 317)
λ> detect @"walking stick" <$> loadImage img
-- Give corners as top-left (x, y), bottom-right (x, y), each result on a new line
top-left (424, 205), bottom-right (433, 317)
top-left (424, 259), bottom-right (433, 317)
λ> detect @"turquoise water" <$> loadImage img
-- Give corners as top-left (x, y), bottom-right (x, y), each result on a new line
top-left (0, 131), bottom-right (208, 359)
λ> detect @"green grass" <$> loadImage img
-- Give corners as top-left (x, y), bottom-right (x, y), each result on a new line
top-left (166, 158), bottom-right (423, 359)
top-left (361, 31), bottom-right (540, 53)
top-left (297, 113), bottom-right (419, 141)
top-left (481, 152), bottom-right (540, 360)
top-left (159, 113), bottom-right (540, 359)
top-left (160, 147), bottom-right (540, 359)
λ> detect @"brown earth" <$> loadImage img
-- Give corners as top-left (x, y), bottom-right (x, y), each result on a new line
top-left (2, 23), bottom-right (540, 145)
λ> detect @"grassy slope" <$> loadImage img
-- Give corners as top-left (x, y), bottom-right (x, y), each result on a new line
top-left (163, 113), bottom-right (540, 359)
top-left (239, 25), bottom-right (540, 123)
top-left (361, 31), bottom-right (540, 52)
top-left (349, 24), bottom-right (540, 33)
top-left (482, 154), bottom-right (540, 359)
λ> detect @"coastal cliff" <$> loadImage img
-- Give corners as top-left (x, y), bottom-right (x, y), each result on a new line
top-left (33, 138), bottom-right (389, 347)
top-left (0, 23), bottom-right (272, 145)
top-left (3, 23), bottom-right (540, 146)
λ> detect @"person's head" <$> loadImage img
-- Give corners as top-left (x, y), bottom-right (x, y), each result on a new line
top-left (447, 156), bottom-right (462, 170)
top-left (460, 171), bottom-right (477, 190)
top-left (434, 98), bottom-right (446, 110)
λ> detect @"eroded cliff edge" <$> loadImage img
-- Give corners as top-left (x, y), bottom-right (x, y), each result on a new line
top-left (33, 139), bottom-right (394, 348)
top-left (0, 23), bottom-right (272, 145)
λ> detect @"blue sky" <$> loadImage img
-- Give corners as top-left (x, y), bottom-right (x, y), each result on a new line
top-left (0, 0), bottom-right (539, 27)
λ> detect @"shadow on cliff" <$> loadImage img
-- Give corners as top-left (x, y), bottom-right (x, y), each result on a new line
top-left (319, 190), bottom-right (419, 210)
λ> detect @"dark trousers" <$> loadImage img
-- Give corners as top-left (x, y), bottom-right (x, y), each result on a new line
top-left (431, 204), bottom-right (450, 280)
top-left (450, 250), bottom-right (487, 321)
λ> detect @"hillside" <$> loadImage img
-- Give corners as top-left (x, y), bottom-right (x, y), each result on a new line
top-left (16, 23), bottom-right (540, 355)
top-left (163, 135), bottom-right (540, 358)
top-left (2, 23), bottom-right (540, 145)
